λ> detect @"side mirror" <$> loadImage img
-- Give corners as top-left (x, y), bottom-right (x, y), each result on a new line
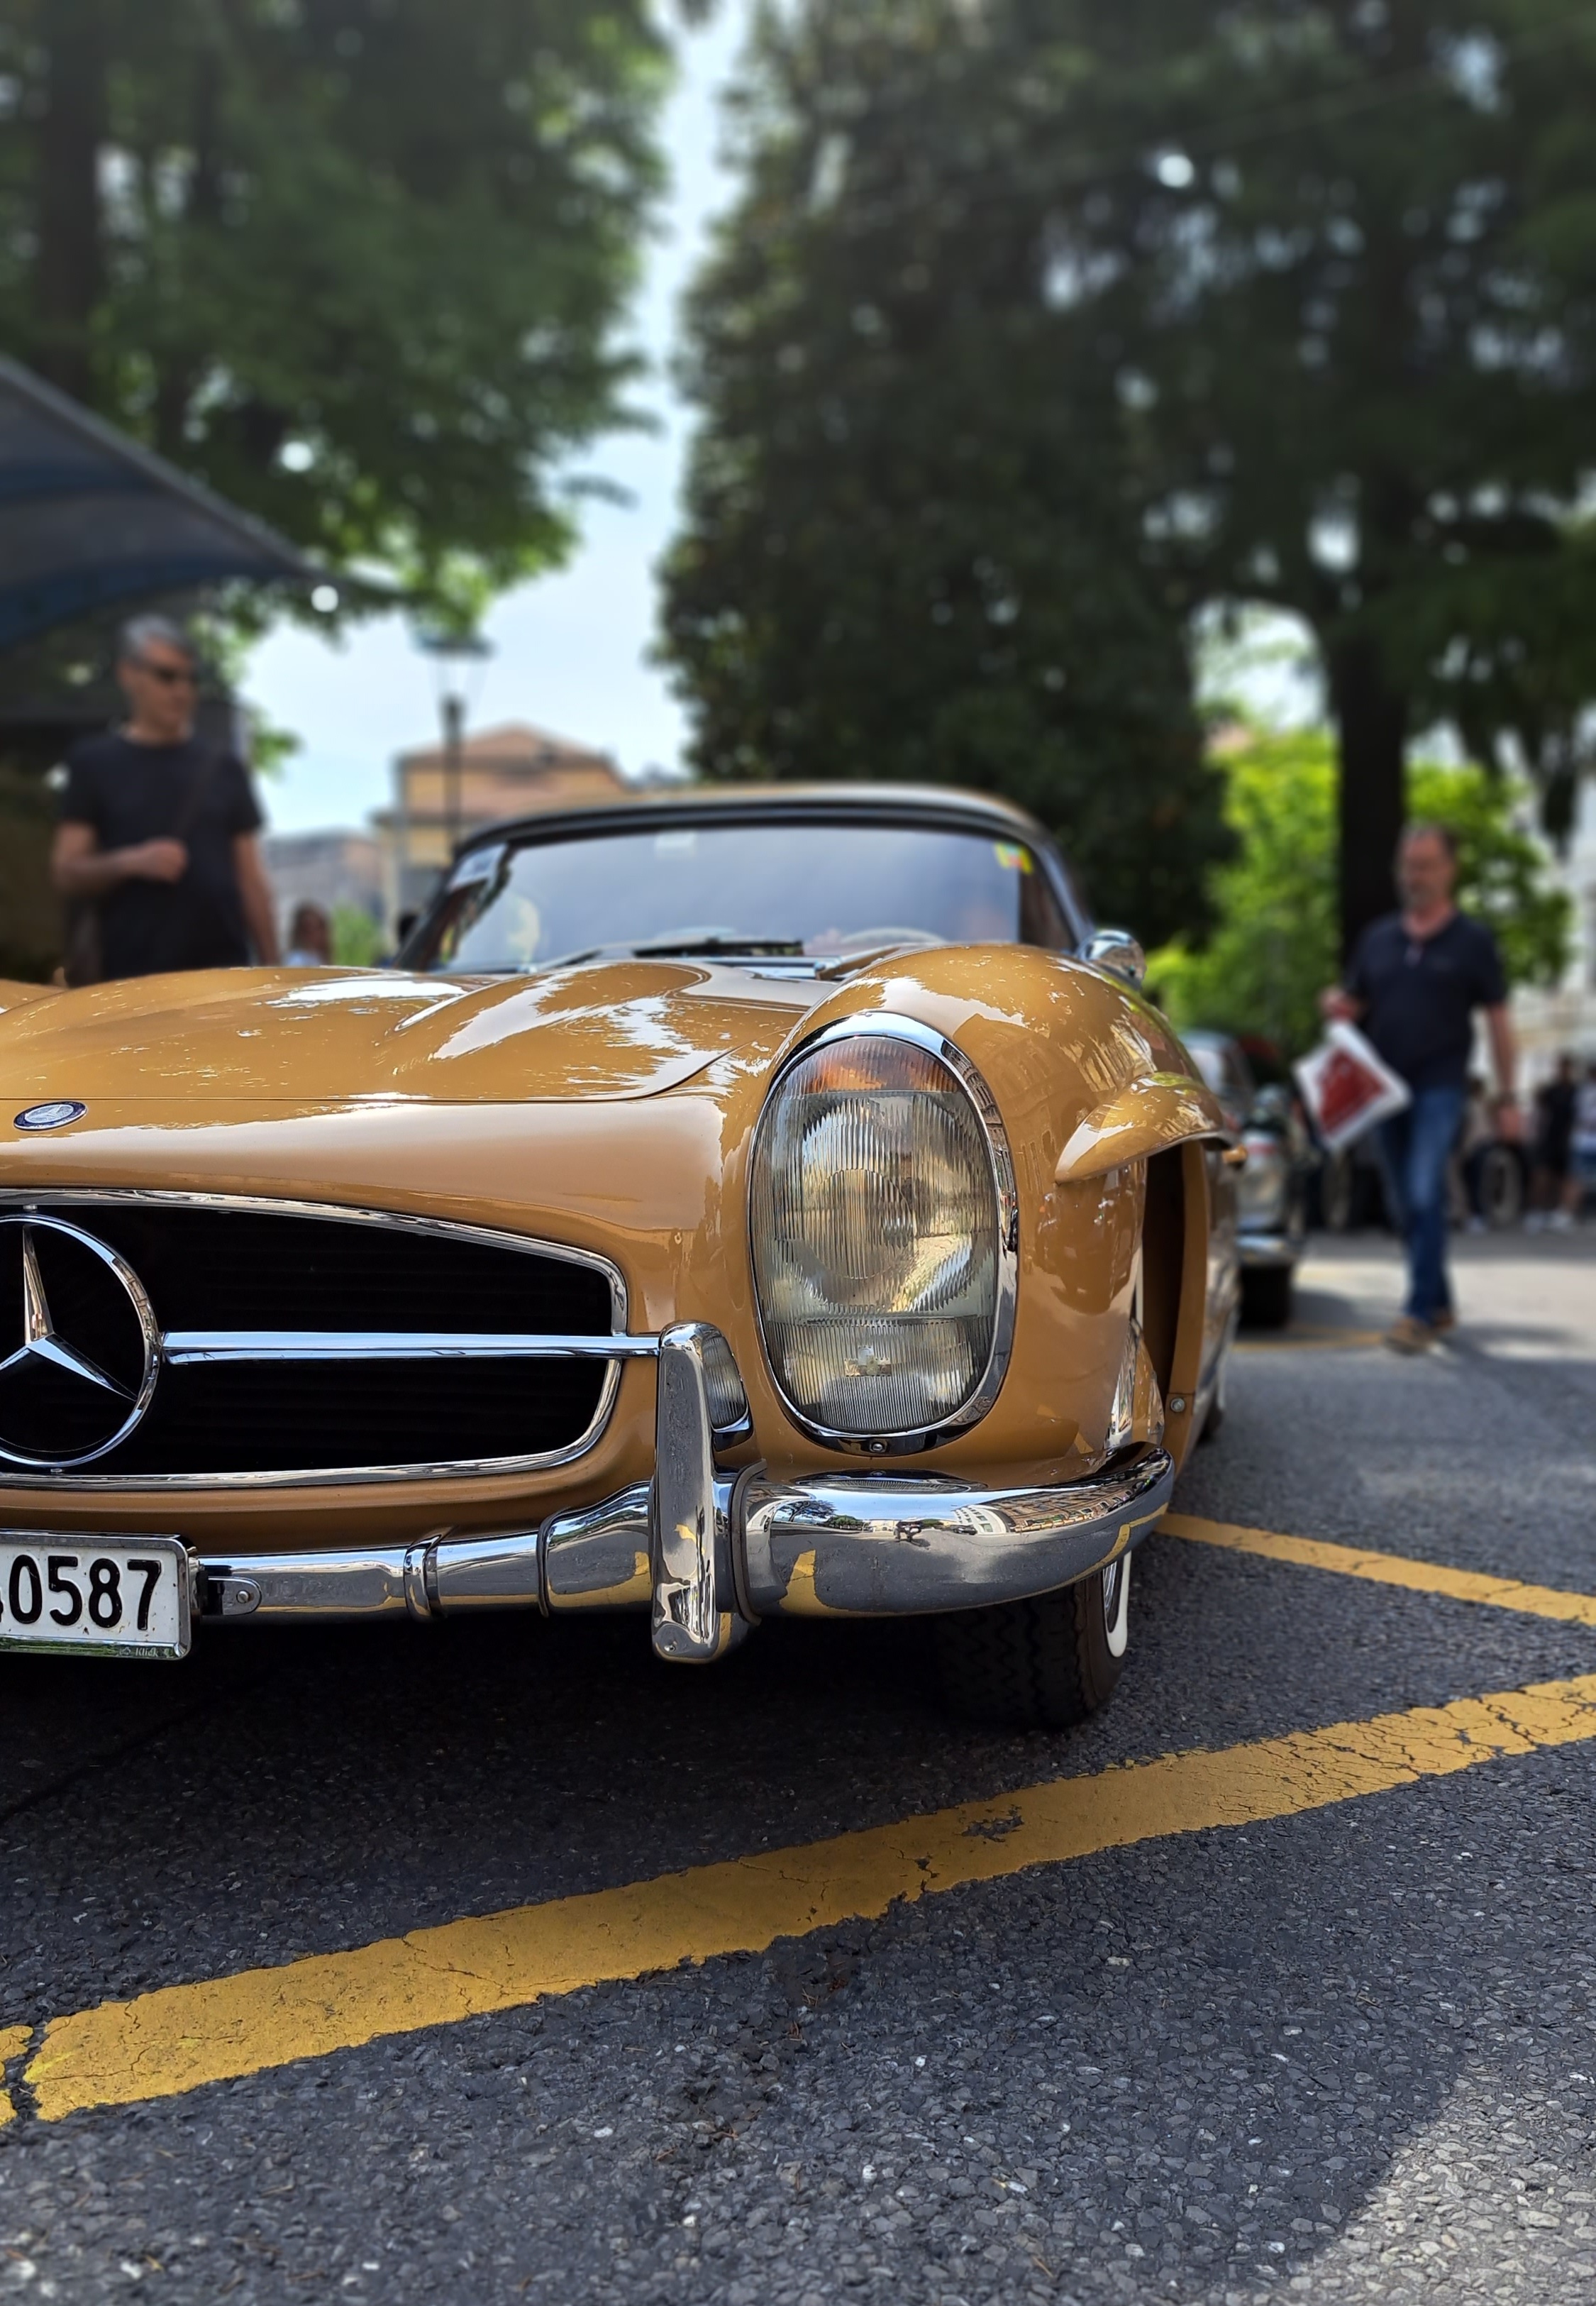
top-left (1080, 927), bottom-right (1148, 990)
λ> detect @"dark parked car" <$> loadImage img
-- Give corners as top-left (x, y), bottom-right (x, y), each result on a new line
top-left (1182, 1031), bottom-right (1312, 1329)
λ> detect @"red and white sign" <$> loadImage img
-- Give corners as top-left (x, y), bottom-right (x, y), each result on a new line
top-left (1295, 1021), bottom-right (1410, 1151)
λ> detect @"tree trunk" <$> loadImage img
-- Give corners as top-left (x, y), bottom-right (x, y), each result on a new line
top-left (1326, 629), bottom-right (1408, 967)
top-left (34, 0), bottom-right (107, 404)
top-left (154, 43), bottom-right (225, 462)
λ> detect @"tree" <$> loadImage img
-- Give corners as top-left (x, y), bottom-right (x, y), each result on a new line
top-left (1152, 727), bottom-right (1571, 1053)
top-left (663, 0), bottom-right (1596, 957)
top-left (0, 0), bottom-right (670, 618)
top-left (331, 903), bottom-right (386, 967)
top-left (997, 0), bottom-right (1596, 953)
top-left (659, 4), bottom-right (1232, 948)
top-left (1148, 729), bottom-right (1339, 1057)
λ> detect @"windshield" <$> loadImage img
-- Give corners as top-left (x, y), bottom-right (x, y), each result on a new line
top-left (404, 820), bottom-right (1074, 974)
top-left (1187, 1035), bottom-right (1256, 1117)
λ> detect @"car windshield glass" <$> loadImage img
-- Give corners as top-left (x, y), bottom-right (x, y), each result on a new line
top-left (1188, 1042), bottom-right (1228, 1096)
top-left (404, 820), bottom-right (1072, 973)
top-left (1188, 1037), bottom-right (1255, 1114)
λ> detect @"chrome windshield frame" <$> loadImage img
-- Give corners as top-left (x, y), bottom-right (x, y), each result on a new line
top-left (400, 794), bottom-right (1091, 976)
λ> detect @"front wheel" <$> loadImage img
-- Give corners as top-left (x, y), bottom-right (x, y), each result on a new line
top-left (935, 1555), bottom-right (1131, 1730)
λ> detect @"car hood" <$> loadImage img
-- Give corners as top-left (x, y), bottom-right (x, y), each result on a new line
top-left (0, 964), bottom-right (819, 1109)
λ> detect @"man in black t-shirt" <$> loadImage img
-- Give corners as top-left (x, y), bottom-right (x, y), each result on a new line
top-left (51, 616), bottom-right (279, 981)
top-left (1324, 822), bottom-right (1519, 1352)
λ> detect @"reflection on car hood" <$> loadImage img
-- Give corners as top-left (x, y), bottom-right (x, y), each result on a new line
top-left (0, 962), bottom-right (818, 1108)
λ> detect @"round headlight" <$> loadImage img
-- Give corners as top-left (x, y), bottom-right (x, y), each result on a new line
top-left (750, 1025), bottom-right (1013, 1440)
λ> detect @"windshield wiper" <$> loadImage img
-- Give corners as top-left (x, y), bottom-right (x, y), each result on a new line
top-left (631, 934), bottom-right (806, 959)
top-left (522, 929), bottom-right (807, 974)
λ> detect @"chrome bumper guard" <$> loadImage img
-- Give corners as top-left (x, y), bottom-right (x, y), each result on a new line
top-left (198, 1323), bottom-right (1174, 1662)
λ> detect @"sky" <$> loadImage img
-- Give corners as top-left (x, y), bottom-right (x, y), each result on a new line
top-left (250, 8), bottom-right (749, 837)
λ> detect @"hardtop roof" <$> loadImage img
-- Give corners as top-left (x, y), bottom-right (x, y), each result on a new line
top-left (457, 780), bottom-right (1049, 857)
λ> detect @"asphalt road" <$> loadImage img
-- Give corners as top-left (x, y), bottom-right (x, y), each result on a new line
top-left (1, 1231), bottom-right (1595, 2304)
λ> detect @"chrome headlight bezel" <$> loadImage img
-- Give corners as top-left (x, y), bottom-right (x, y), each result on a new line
top-left (748, 1013), bottom-right (1019, 1455)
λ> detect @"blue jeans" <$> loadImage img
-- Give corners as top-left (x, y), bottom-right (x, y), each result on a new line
top-left (1376, 1086), bottom-right (1465, 1324)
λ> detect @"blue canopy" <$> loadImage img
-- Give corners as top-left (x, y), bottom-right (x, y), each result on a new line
top-left (0, 356), bottom-right (318, 651)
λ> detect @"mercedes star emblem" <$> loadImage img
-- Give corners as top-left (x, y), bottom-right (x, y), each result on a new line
top-left (13, 1103), bottom-right (87, 1130)
top-left (0, 1214), bottom-right (160, 1469)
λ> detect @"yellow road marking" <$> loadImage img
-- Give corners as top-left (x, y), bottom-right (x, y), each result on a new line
top-left (1234, 1328), bottom-right (1387, 1351)
top-left (0, 2023), bottom-right (31, 2125)
top-left (26, 1670), bottom-right (1596, 2123)
top-left (1165, 1513), bottom-right (1596, 1628)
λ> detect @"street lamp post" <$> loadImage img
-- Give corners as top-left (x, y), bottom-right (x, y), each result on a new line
top-left (442, 687), bottom-right (465, 854)
top-left (416, 629), bottom-right (493, 871)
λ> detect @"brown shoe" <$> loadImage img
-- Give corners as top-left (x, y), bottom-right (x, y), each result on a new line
top-left (1385, 1315), bottom-right (1434, 1355)
top-left (1429, 1309), bottom-right (1457, 1334)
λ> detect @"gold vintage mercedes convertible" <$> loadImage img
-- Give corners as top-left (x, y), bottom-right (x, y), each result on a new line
top-left (0, 787), bottom-right (1236, 1727)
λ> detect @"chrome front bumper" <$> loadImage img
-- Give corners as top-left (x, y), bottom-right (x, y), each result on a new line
top-left (197, 1325), bottom-right (1174, 1662)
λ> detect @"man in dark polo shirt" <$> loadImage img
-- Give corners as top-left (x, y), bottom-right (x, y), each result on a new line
top-left (50, 616), bottom-right (279, 980)
top-left (1324, 822), bottom-right (1519, 1352)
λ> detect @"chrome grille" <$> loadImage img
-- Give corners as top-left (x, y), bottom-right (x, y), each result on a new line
top-left (1, 1195), bottom-right (626, 1486)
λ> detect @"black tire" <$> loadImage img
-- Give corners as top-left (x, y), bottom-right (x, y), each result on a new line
top-left (934, 1556), bottom-right (1130, 1730)
top-left (1241, 1264), bottom-right (1293, 1330)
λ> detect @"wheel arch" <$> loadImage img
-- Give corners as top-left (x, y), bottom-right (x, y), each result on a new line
top-left (1141, 1141), bottom-right (1214, 1468)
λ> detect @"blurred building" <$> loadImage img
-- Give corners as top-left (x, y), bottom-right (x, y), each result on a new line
top-left (1512, 778), bottom-right (1596, 1086)
top-left (375, 720), bottom-right (626, 925)
top-left (260, 828), bottom-right (384, 951)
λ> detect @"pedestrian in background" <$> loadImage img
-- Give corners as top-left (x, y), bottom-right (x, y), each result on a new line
top-left (1322, 822), bottom-right (1519, 1353)
top-left (1526, 1054), bottom-right (1579, 1233)
top-left (1573, 1062), bottom-right (1596, 1220)
top-left (51, 617), bottom-right (279, 981)
top-left (284, 901), bottom-right (333, 966)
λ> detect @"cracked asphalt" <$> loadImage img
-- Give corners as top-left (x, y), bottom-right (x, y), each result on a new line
top-left (1, 1231), bottom-right (1593, 2304)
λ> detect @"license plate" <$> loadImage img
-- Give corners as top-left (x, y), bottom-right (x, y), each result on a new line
top-left (0, 1533), bottom-right (190, 1660)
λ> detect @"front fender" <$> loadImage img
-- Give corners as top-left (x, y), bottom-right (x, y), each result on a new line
top-left (1053, 1072), bottom-right (1231, 1186)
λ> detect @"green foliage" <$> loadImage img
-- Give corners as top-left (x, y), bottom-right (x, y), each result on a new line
top-left (1151, 732), bottom-right (1339, 1057)
top-left (0, 0), bottom-right (670, 621)
top-left (1043, 0), bottom-right (1596, 908)
top-left (331, 904), bottom-right (386, 968)
top-left (663, 0), bottom-right (1596, 955)
top-left (240, 712), bottom-right (299, 783)
top-left (658, 1), bottom-right (1233, 948)
top-left (1153, 731), bottom-right (1571, 1054)
top-left (1407, 761), bottom-right (1573, 992)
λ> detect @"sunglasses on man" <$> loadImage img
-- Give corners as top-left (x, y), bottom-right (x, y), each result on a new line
top-left (135, 658), bottom-right (199, 686)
